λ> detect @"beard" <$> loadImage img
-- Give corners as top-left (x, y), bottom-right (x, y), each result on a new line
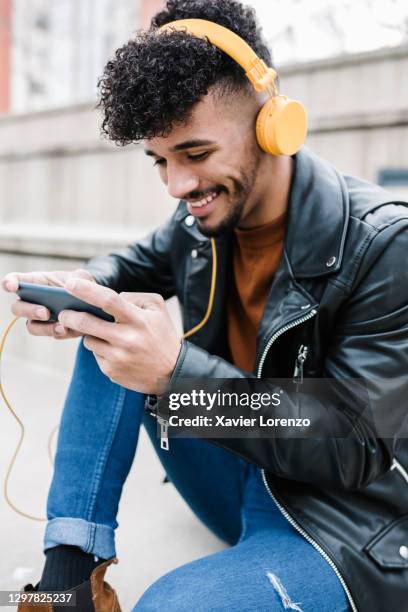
top-left (197, 190), bottom-right (245, 238)
top-left (196, 153), bottom-right (261, 238)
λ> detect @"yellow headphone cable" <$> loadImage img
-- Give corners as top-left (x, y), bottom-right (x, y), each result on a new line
top-left (0, 237), bottom-right (217, 521)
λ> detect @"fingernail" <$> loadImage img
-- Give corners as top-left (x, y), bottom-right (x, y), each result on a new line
top-left (65, 279), bottom-right (76, 291)
top-left (55, 324), bottom-right (65, 335)
top-left (35, 308), bottom-right (47, 319)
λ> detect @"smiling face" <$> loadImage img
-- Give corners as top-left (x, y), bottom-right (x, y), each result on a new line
top-left (145, 86), bottom-right (280, 237)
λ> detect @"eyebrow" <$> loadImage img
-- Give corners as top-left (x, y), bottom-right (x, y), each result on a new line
top-left (145, 139), bottom-right (216, 157)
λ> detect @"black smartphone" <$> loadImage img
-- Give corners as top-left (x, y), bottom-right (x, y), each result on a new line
top-left (16, 282), bottom-right (114, 323)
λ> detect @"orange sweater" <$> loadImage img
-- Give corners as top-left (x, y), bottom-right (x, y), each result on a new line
top-left (227, 212), bottom-right (286, 372)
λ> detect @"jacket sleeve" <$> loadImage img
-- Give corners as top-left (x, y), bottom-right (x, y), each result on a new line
top-left (167, 224), bottom-right (408, 492)
top-left (83, 215), bottom-right (177, 297)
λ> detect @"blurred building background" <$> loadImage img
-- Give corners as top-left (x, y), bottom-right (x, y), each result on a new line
top-left (0, 1), bottom-right (407, 276)
top-left (2, 0), bottom-right (407, 114)
top-left (0, 1), bottom-right (408, 609)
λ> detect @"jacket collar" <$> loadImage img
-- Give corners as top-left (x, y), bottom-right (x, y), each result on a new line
top-left (179, 147), bottom-right (350, 280)
top-left (284, 147), bottom-right (349, 279)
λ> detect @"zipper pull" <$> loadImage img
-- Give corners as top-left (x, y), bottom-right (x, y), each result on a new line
top-left (157, 416), bottom-right (169, 451)
top-left (293, 345), bottom-right (309, 389)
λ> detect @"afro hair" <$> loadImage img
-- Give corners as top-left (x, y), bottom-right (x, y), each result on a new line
top-left (97, 0), bottom-right (273, 146)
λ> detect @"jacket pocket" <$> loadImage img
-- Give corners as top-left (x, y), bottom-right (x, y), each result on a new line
top-left (365, 515), bottom-right (408, 569)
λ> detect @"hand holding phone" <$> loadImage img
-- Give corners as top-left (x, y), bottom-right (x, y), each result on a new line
top-left (1, 269), bottom-right (101, 339)
top-left (17, 283), bottom-right (114, 323)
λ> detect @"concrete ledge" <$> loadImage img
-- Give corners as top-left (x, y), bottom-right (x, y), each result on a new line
top-left (1, 108), bottom-right (407, 163)
top-left (309, 108), bottom-right (408, 133)
top-left (280, 43), bottom-right (408, 75)
top-left (0, 223), bottom-right (151, 259)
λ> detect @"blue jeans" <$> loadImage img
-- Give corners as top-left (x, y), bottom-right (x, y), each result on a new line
top-left (45, 341), bottom-right (350, 611)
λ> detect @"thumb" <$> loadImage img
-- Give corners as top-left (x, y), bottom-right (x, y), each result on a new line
top-left (120, 292), bottom-right (164, 310)
top-left (1, 274), bottom-right (18, 292)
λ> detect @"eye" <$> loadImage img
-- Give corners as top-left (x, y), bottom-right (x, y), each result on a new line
top-left (153, 158), bottom-right (166, 167)
top-left (187, 151), bottom-right (210, 162)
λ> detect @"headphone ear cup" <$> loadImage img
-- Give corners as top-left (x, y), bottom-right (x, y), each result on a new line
top-left (256, 97), bottom-right (308, 156)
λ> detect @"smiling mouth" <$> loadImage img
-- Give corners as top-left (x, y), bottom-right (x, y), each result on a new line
top-left (186, 188), bottom-right (223, 209)
top-left (186, 189), bottom-right (224, 219)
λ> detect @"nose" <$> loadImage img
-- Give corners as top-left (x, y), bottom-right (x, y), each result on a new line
top-left (165, 162), bottom-right (200, 200)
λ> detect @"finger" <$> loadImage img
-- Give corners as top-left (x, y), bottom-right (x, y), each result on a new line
top-left (53, 324), bottom-right (82, 339)
top-left (120, 292), bottom-right (164, 310)
top-left (64, 278), bottom-right (132, 322)
top-left (1, 269), bottom-right (91, 294)
top-left (1, 273), bottom-right (26, 292)
top-left (26, 321), bottom-right (55, 337)
top-left (83, 334), bottom-right (110, 355)
top-left (58, 309), bottom-right (117, 342)
top-left (26, 321), bottom-right (59, 337)
top-left (26, 320), bottom-right (82, 339)
top-left (11, 299), bottom-right (51, 321)
top-left (1, 271), bottom-right (61, 292)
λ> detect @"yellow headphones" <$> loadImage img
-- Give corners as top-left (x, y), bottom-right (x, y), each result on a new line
top-left (160, 19), bottom-right (308, 156)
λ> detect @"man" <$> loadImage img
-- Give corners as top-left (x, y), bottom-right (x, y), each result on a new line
top-left (2, 1), bottom-right (408, 610)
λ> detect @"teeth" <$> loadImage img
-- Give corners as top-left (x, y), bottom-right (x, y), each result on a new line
top-left (189, 191), bottom-right (219, 208)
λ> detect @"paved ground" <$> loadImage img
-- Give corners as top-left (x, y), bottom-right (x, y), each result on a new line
top-left (0, 342), bottom-right (224, 611)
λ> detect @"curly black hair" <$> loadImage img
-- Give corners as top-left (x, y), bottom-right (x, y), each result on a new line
top-left (97, 0), bottom-right (273, 146)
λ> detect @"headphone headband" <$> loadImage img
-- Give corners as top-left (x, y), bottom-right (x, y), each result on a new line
top-left (159, 18), bottom-right (307, 156)
top-left (159, 19), bottom-right (277, 93)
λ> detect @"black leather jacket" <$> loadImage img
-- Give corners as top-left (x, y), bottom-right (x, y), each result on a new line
top-left (86, 147), bottom-right (408, 612)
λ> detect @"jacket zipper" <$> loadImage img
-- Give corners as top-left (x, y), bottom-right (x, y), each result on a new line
top-left (261, 470), bottom-right (358, 612)
top-left (157, 415), bottom-right (169, 451)
top-left (256, 309), bottom-right (317, 377)
top-left (257, 308), bottom-right (359, 612)
top-left (159, 312), bottom-right (318, 449)
top-left (293, 344), bottom-right (309, 390)
top-left (145, 396), bottom-right (170, 451)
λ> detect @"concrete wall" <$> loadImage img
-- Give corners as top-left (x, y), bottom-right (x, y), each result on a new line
top-left (0, 0), bottom-right (11, 113)
top-left (281, 44), bottom-right (408, 181)
top-left (0, 104), bottom-right (174, 252)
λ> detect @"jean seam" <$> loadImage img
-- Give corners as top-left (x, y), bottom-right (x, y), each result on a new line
top-left (236, 460), bottom-right (252, 544)
top-left (86, 522), bottom-right (96, 552)
top-left (237, 506), bottom-right (248, 544)
top-left (83, 384), bottom-right (127, 524)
